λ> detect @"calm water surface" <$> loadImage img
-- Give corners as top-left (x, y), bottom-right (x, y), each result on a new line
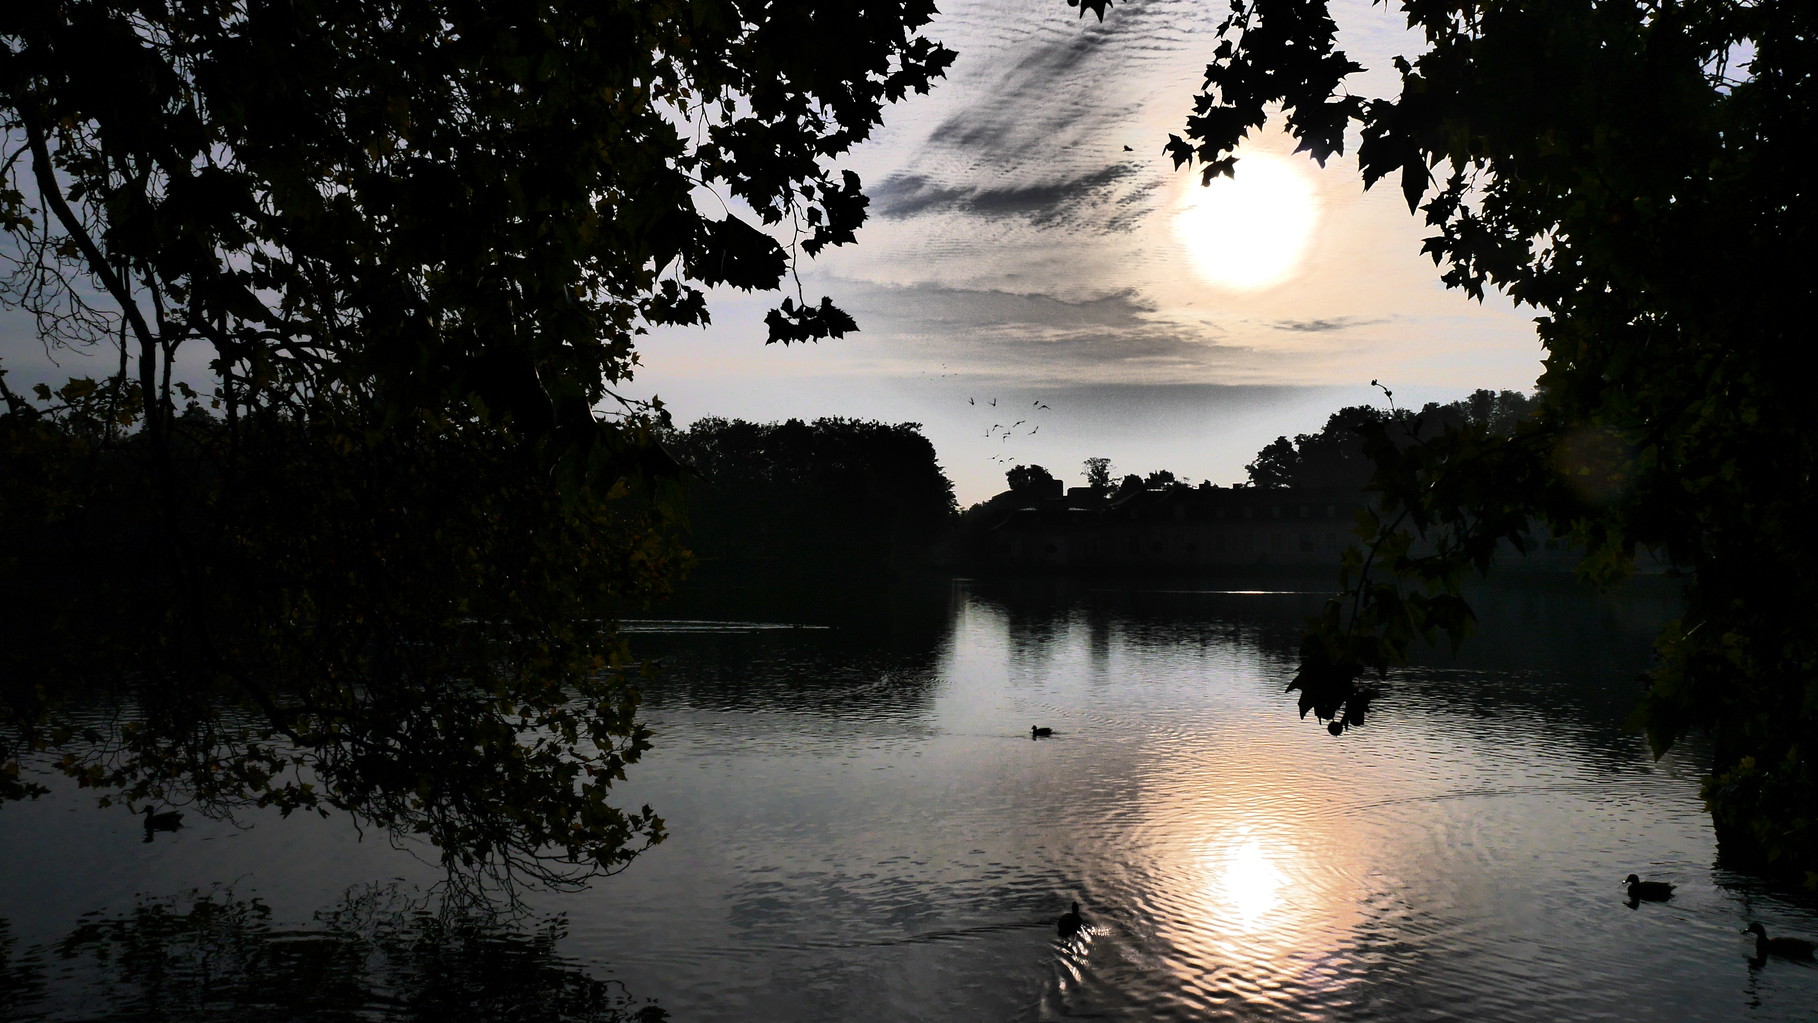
top-left (5, 575), bottom-right (1816, 1021)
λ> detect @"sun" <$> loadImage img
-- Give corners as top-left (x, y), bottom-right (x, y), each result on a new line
top-left (1174, 151), bottom-right (1320, 291)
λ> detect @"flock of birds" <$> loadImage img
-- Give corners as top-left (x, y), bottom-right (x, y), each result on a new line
top-left (969, 398), bottom-right (1050, 464)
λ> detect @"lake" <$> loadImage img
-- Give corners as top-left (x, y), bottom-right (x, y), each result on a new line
top-left (4, 573), bottom-right (1816, 1021)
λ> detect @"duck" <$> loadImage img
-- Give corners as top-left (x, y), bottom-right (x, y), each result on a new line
top-left (1623, 874), bottom-right (1674, 901)
top-left (142, 806), bottom-right (184, 833)
top-left (1744, 922), bottom-right (1816, 961)
top-left (1057, 900), bottom-right (1084, 938)
top-left (1031, 726), bottom-right (1053, 739)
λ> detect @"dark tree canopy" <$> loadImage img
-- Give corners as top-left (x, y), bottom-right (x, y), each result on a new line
top-left (0, 0), bottom-right (953, 440)
top-left (0, 0), bottom-right (953, 890)
top-left (1247, 391), bottom-right (1535, 490)
top-left (665, 417), bottom-right (956, 576)
top-left (1082, 456), bottom-right (1114, 493)
top-left (1261, 405), bottom-right (1383, 490)
top-left (1086, 0), bottom-right (1818, 881)
top-left (1005, 463), bottom-right (1057, 494)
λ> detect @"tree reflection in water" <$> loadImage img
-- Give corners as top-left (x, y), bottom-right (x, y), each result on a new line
top-left (0, 917), bottom-right (48, 1018)
top-left (4, 884), bottom-right (663, 1022)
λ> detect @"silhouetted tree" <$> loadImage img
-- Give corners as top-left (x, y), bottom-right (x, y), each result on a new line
top-left (1082, 456), bottom-right (1115, 493)
top-left (1245, 436), bottom-right (1298, 490)
top-left (1247, 406), bottom-right (1391, 490)
top-left (0, 0), bottom-right (954, 888)
top-left (667, 417), bottom-right (955, 576)
top-left (1006, 464), bottom-right (1057, 494)
top-left (1083, 0), bottom-right (1818, 880)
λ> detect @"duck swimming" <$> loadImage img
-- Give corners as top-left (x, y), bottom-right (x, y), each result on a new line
top-left (1031, 726), bottom-right (1053, 739)
top-left (1057, 901), bottom-right (1084, 938)
top-left (1744, 922), bottom-right (1816, 960)
top-left (142, 806), bottom-right (183, 832)
top-left (1623, 874), bottom-right (1674, 901)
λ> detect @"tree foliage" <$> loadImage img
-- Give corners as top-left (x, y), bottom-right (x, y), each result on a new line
top-left (1082, 455), bottom-right (1114, 493)
top-left (0, 0), bottom-right (953, 889)
top-left (1005, 463), bottom-right (1057, 494)
top-left (1247, 390), bottom-right (1535, 490)
top-left (664, 417), bottom-right (956, 576)
top-left (1106, 0), bottom-right (1818, 882)
top-left (1, 0), bottom-right (952, 438)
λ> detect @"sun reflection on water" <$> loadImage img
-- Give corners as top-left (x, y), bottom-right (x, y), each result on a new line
top-left (1218, 835), bottom-right (1289, 930)
top-left (1136, 795), bottom-right (1367, 1014)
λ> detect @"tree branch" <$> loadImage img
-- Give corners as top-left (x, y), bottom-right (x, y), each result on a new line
top-left (20, 110), bottom-right (164, 437)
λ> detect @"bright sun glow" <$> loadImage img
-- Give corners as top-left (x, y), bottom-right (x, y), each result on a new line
top-left (1174, 152), bottom-right (1319, 291)
top-left (1219, 837), bottom-right (1288, 927)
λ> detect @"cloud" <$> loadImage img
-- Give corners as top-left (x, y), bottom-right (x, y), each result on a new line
top-left (865, 174), bottom-right (974, 220)
top-left (870, 164), bottom-right (1154, 232)
top-left (1270, 316), bottom-right (1385, 333)
top-left (824, 278), bottom-right (1253, 385)
top-left (850, 280), bottom-right (1157, 330)
top-left (859, 9), bottom-right (1196, 236)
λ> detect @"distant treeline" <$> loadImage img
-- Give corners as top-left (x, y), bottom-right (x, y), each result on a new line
top-left (663, 417), bottom-right (957, 578)
top-left (663, 393), bottom-right (1537, 578)
top-left (1243, 388), bottom-right (1537, 490)
top-left (949, 389), bottom-right (1538, 562)
top-left (969, 388), bottom-right (1539, 510)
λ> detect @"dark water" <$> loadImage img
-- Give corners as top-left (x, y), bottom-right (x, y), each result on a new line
top-left (5, 575), bottom-right (1817, 1021)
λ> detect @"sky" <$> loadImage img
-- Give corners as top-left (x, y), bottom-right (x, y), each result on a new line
top-left (0, 0), bottom-right (1547, 508)
top-left (632, 0), bottom-right (1546, 505)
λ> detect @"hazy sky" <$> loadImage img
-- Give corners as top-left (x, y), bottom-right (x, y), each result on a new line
top-left (1, 1), bottom-right (1546, 507)
top-left (635, 0), bottom-right (1544, 504)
